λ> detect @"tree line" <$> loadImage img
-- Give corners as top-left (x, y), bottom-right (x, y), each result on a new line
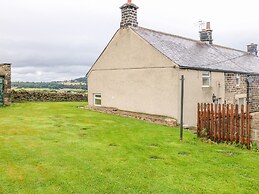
top-left (12, 77), bottom-right (88, 90)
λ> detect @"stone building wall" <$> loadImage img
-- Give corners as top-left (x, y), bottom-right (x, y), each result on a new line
top-left (12, 90), bottom-right (88, 103)
top-left (251, 112), bottom-right (259, 148)
top-left (0, 63), bottom-right (11, 106)
top-left (248, 75), bottom-right (259, 112)
top-left (224, 73), bottom-right (259, 112)
top-left (224, 73), bottom-right (247, 104)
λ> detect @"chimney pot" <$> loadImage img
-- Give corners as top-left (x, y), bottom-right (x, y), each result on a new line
top-left (128, 0), bottom-right (132, 4)
top-left (247, 43), bottom-right (258, 56)
top-left (199, 21), bottom-right (213, 44)
top-left (206, 22), bottom-right (211, 30)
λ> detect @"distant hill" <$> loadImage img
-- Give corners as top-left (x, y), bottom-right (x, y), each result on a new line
top-left (72, 77), bottom-right (87, 83)
top-left (12, 77), bottom-right (88, 90)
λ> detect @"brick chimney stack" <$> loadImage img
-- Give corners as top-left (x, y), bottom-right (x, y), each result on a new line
top-left (199, 22), bottom-right (213, 45)
top-left (120, 0), bottom-right (139, 28)
top-left (247, 43), bottom-right (258, 56)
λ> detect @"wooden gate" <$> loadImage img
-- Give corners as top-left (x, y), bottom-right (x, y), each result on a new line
top-left (197, 103), bottom-right (251, 149)
top-left (0, 77), bottom-right (4, 106)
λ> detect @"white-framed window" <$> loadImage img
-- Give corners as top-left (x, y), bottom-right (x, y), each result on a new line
top-left (236, 74), bottom-right (240, 87)
top-left (202, 71), bottom-right (211, 87)
top-left (93, 93), bottom-right (102, 106)
top-left (235, 96), bottom-right (247, 113)
top-left (217, 98), bottom-right (222, 104)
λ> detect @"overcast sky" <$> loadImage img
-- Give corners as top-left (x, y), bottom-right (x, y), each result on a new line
top-left (1, 0), bottom-right (259, 82)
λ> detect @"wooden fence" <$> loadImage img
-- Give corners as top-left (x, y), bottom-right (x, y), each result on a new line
top-left (197, 103), bottom-right (251, 149)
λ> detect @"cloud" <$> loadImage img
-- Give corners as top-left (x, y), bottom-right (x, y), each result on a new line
top-left (12, 65), bottom-right (88, 82)
top-left (1, 0), bottom-right (259, 81)
top-left (0, 0), bottom-right (119, 81)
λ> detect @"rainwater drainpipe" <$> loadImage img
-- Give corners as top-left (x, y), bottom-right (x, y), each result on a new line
top-left (246, 75), bottom-right (253, 105)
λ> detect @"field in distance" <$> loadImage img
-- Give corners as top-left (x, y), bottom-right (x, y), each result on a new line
top-left (12, 77), bottom-right (87, 91)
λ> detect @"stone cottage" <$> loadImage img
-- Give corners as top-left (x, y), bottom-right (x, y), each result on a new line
top-left (0, 63), bottom-right (11, 106)
top-left (87, 0), bottom-right (259, 127)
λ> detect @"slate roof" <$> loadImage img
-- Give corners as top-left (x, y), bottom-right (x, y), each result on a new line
top-left (133, 27), bottom-right (259, 74)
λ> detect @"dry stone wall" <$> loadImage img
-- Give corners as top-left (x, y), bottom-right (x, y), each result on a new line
top-left (12, 90), bottom-right (88, 103)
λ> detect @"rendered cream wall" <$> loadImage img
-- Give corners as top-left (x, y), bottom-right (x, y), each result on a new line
top-left (88, 28), bottom-right (180, 119)
top-left (88, 27), bottom-right (226, 127)
top-left (179, 69), bottom-right (225, 126)
top-left (89, 68), bottom-right (179, 118)
top-left (89, 28), bottom-right (177, 71)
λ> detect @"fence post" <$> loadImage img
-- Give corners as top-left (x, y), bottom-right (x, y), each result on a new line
top-left (211, 103), bottom-right (214, 140)
top-left (235, 104), bottom-right (239, 143)
top-left (218, 104), bottom-right (222, 141)
top-left (241, 105), bottom-right (244, 145)
top-left (214, 104), bottom-right (217, 141)
top-left (204, 103), bottom-right (207, 136)
top-left (200, 104), bottom-right (203, 137)
top-left (208, 104), bottom-right (211, 137)
top-left (207, 103), bottom-right (210, 135)
top-left (246, 103), bottom-right (250, 149)
top-left (230, 104), bottom-right (234, 142)
top-left (197, 103), bottom-right (200, 137)
top-left (222, 104), bottom-right (225, 141)
top-left (180, 75), bottom-right (184, 141)
top-left (226, 104), bottom-right (229, 143)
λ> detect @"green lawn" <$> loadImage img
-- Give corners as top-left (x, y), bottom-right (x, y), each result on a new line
top-left (0, 102), bottom-right (258, 193)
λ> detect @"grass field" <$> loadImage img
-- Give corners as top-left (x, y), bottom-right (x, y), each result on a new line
top-left (0, 102), bottom-right (258, 193)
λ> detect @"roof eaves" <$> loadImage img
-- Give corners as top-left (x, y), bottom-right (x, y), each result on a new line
top-left (179, 66), bottom-right (258, 75)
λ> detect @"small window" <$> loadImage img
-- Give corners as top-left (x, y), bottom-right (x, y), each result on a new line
top-left (217, 98), bottom-right (222, 104)
top-left (236, 97), bottom-right (247, 113)
top-left (94, 93), bottom-right (101, 106)
top-left (202, 71), bottom-right (211, 87)
top-left (236, 74), bottom-right (240, 86)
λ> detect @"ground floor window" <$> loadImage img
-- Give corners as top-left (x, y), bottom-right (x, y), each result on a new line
top-left (235, 97), bottom-right (247, 112)
top-left (93, 93), bottom-right (101, 106)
